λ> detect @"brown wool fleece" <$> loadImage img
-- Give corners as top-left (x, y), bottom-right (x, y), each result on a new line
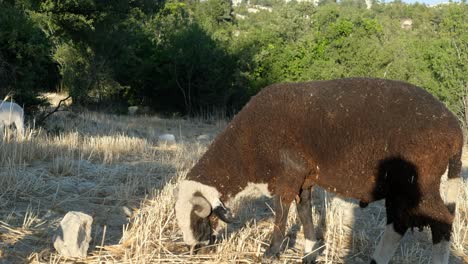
top-left (187, 78), bottom-right (462, 224)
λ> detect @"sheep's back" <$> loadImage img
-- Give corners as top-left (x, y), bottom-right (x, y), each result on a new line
top-left (0, 101), bottom-right (24, 125)
top-left (189, 78), bottom-right (463, 201)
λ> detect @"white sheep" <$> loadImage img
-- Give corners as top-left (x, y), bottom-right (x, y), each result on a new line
top-left (0, 101), bottom-right (24, 136)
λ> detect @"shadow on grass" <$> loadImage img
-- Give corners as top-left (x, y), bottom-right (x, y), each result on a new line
top-left (211, 191), bottom-right (330, 260)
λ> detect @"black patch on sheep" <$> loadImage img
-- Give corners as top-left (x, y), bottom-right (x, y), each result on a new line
top-left (374, 157), bottom-right (454, 244)
top-left (374, 157), bottom-right (420, 231)
top-left (212, 206), bottom-right (234, 223)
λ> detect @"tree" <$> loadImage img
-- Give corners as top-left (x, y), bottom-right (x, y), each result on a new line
top-left (143, 1), bottom-right (240, 114)
top-left (39, 0), bottom-right (161, 105)
top-left (0, 1), bottom-right (58, 110)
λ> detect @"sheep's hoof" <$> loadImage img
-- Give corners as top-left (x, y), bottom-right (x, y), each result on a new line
top-left (197, 246), bottom-right (214, 254)
top-left (261, 256), bottom-right (280, 264)
top-left (302, 254), bottom-right (317, 264)
top-left (262, 247), bottom-right (280, 264)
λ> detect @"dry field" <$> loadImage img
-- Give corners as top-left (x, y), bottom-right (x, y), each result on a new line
top-left (0, 104), bottom-right (466, 263)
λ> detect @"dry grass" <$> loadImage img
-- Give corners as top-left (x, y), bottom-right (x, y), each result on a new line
top-left (0, 103), bottom-right (466, 263)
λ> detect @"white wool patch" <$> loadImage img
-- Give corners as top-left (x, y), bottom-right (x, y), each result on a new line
top-left (304, 238), bottom-right (317, 254)
top-left (175, 180), bottom-right (222, 246)
top-left (231, 182), bottom-right (272, 202)
top-left (445, 178), bottom-right (461, 205)
top-left (372, 224), bottom-right (403, 264)
top-left (431, 240), bottom-right (450, 264)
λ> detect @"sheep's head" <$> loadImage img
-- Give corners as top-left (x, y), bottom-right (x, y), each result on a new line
top-left (175, 181), bottom-right (234, 253)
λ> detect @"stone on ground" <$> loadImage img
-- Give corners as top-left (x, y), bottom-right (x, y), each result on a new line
top-left (158, 133), bottom-right (176, 144)
top-left (52, 211), bottom-right (93, 258)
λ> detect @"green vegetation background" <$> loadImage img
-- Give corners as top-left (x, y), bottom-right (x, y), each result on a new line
top-left (0, 0), bottom-right (466, 121)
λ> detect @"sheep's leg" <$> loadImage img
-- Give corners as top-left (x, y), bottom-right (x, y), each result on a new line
top-left (264, 195), bottom-right (291, 260)
top-left (429, 176), bottom-right (461, 264)
top-left (370, 223), bottom-right (405, 264)
top-left (263, 149), bottom-right (308, 261)
top-left (297, 188), bottom-right (319, 264)
top-left (14, 118), bottom-right (24, 137)
top-left (430, 222), bottom-right (452, 264)
top-left (370, 199), bottom-right (407, 264)
top-left (429, 195), bottom-right (455, 264)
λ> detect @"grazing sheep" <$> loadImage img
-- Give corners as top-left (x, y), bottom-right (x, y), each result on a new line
top-left (0, 101), bottom-right (24, 136)
top-left (175, 78), bottom-right (463, 264)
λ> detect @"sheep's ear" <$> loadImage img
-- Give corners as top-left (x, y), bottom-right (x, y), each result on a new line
top-left (213, 206), bottom-right (234, 223)
top-left (173, 186), bottom-right (179, 198)
top-left (189, 196), bottom-right (211, 218)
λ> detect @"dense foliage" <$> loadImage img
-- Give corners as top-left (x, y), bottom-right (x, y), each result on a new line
top-left (0, 1), bottom-right (57, 109)
top-left (0, 0), bottom-right (466, 121)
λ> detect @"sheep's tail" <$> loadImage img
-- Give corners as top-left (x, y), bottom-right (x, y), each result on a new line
top-left (448, 149), bottom-right (462, 179)
top-left (445, 150), bottom-right (462, 215)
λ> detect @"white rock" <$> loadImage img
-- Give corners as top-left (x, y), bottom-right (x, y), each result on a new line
top-left (128, 106), bottom-right (138, 115)
top-left (122, 206), bottom-right (132, 217)
top-left (158, 133), bottom-right (176, 144)
top-left (53, 211), bottom-right (93, 258)
top-left (196, 134), bottom-right (211, 141)
top-left (247, 7), bottom-right (259, 13)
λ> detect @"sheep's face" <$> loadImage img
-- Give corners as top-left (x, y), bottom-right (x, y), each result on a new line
top-left (189, 204), bottom-right (212, 245)
top-left (174, 181), bottom-right (234, 249)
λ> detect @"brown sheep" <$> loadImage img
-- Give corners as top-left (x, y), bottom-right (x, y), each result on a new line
top-left (174, 78), bottom-right (463, 264)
